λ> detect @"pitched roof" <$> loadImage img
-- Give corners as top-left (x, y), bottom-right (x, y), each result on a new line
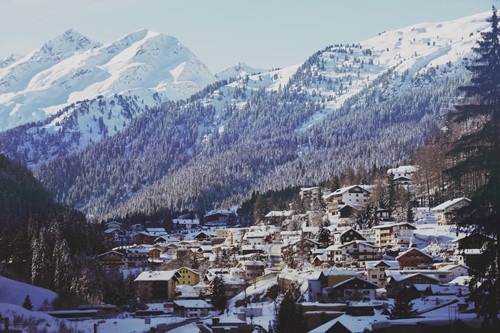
top-left (331, 277), bottom-right (378, 289)
top-left (395, 247), bottom-right (433, 260)
top-left (431, 197), bottom-right (471, 211)
top-left (135, 270), bottom-right (177, 282)
top-left (173, 299), bottom-right (213, 308)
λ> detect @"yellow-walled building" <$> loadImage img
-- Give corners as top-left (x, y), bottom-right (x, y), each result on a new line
top-left (176, 267), bottom-right (201, 286)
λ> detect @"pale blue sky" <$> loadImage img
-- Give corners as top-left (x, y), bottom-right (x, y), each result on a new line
top-left (0, 0), bottom-right (494, 73)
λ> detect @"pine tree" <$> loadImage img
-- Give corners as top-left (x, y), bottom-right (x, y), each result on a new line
top-left (22, 295), bottom-right (33, 310)
top-left (273, 291), bottom-right (307, 333)
top-left (390, 287), bottom-right (417, 319)
top-left (445, 7), bottom-right (500, 329)
top-left (210, 275), bottom-right (227, 312)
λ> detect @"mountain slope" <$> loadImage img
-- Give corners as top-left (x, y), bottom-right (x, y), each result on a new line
top-left (30, 12), bottom-right (491, 218)
top-left (0, 28), bottom-right (215, 132)
top-left (0, 154), bottom-right (52, 229)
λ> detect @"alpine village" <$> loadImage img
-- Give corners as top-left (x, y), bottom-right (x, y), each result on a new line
top-left (1, 5), bottom-right (500, 333)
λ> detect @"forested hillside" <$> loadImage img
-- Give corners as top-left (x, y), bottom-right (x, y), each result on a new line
top-left (3, 12), bottom-right (489, 220)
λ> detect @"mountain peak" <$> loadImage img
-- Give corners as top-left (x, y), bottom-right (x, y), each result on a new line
top-left (35, 29), bottom-right (101, 58)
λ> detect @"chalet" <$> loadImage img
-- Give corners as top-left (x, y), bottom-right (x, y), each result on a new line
top-left (154, 235), bottom-right (180, 244)
top-left (334, 228), bottom-right (366, 245)
top-left (194, 231), bottom-right (213, 242)
top-left (322, 277), bottom-right (378, 303)
top-left (264, 210), bottom-right (294, 225)
top-left (241, 244), bottom-right (265, 255)
top-left (302, 226), bottom-right (320, 239)
top-left (172, 216), bottom-right (200, 230)
top-left (307, 269), bottom-right (358, 302)
top-left (396, 247), bottom-right (434, 269)
top-left (205, 210), bottom-right (233, 227)
top-left (148, 245), bottom-right (164, 263)
top-left (173, 299), bottom-right (214, 317)
top-left (365, 260), bottom-right (399, 287)
top-left (324, 185), bottom-right (371, 209)
top-left (431, 197), bottom-right (471, 225)
top-left (387, 165), bottom-right (418, 185)
top-left (235, 260), bottom-right (265, 281)
top-left (325, 241), bottom-right (380, 266)
top-left (104, 228), bottom-right (126, 244)
top-left (385, 271), bottom-right (439, 297)
top-left (435, 263), bottom-right (469, 281)
top-left (455, 231), bottom-right (496, 250)
top-left (133, 228), bottom-right (168, 244)
top-left (243, 230), bottom-right (268, 245)
top-left (97, 250), bottom-right (126, 269)
top-left (372, 222), bottom-right (416, 248)
top-left (376, 208), bottom-right (393, 222)
top-left (176, 267), bottom-right (201, 286)
top-left (300, 187), bottom-right (323, 210)
top-left (125, 246), bottom-right (150, 267)
top-left (215, 229), bottom-right (232, 240)
top-left (135, 270), bottom-right (179, 302)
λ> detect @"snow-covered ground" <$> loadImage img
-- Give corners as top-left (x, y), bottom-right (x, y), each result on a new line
top-left (0, 276), bottom-right (58, 310)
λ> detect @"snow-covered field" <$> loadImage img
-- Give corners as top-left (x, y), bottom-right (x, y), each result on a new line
top-left (0, 276), bottom-right (58, 310)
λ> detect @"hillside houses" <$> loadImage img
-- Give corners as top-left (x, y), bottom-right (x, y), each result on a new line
top-left (89, 180), bottom-right (487, 329)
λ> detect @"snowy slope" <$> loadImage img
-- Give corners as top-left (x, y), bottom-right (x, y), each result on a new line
top-left (0, 276), bottom-right (58, 310)
top-left (0, 28), bottom-right (215, 131)
top-left (215, 62), bottom-right (267, 81)
top-left (199, 11), bottom-right (489, 134)
top-left (286, 11), bottom-right (489, 132)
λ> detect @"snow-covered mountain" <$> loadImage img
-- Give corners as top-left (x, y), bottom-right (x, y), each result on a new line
top-left (215, 62), bottom-right (267, 81)
top-left (2, 11), bottom-right (492, 218)
top-left (0, 28), bottom-right (215, 132)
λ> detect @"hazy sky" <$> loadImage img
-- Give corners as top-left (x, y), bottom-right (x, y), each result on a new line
top-left (0, 0), bottom-right (494, 73)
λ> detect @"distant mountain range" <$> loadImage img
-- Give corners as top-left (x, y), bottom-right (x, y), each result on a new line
top-left (0, 12), bottom-right (490, 219)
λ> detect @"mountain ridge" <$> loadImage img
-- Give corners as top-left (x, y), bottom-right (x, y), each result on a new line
top-left (1, 11), bottom-right (491, 219)
top-left (0, 28), bottom-right (215, 132)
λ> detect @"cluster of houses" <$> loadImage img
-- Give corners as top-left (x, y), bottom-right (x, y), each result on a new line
top-left (93, 165), bottom-right (492, 332)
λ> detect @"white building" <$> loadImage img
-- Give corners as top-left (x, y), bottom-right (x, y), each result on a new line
top-left (372, 222), bottom-right (416, 248)
top-left (431, 197), bottom-right (471, 225)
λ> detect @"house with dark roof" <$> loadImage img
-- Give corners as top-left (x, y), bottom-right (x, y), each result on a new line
top-left (396, 248), bottom-right (434, 269)
top-left (322, 277), bottom-right (378, 303)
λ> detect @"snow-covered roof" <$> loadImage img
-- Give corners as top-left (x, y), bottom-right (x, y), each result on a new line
top-left (265, 210), bottom-right (294, 218)
top-left (135, 270), bottom-right (177, 282)
top-left (239, 260), bottom-right (265, 266)
top-left (372, 222), bottom-right (416, 229)
top-left (431, 197), bottom-right (471, 211)
top-left (104, 228), bottom-right (123, 234)
top-left (205, 210), bottom-right (232, 217)
top-left (395, 247), bottom-right (433, 260)
top-left (365, 260), bottom-right (399, 270)
top-left (387, 165), bottom-right (418, 175)
top-left (173, 299), bottom-right (213, 309)
top-left (331, 277), bottom-right (378, 289)
top-left (327, 185), bottom-right (372, 197)
top-left (437, 264), bottom-right (468, 271)
top-left (385, 271), bottom-right (441, 282)
top-left (97, 250), bottom-right (124, 257)
top-left (302, 226), bottom-right (320, 233)
top-left (244, 231), bottom-right (268, 239)
top-left (339, 240), bottom-right (380, 248)
top-left (321, 269), bottom-right (358, 277)
top-left (172, 218), bottom-right (200, 225)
